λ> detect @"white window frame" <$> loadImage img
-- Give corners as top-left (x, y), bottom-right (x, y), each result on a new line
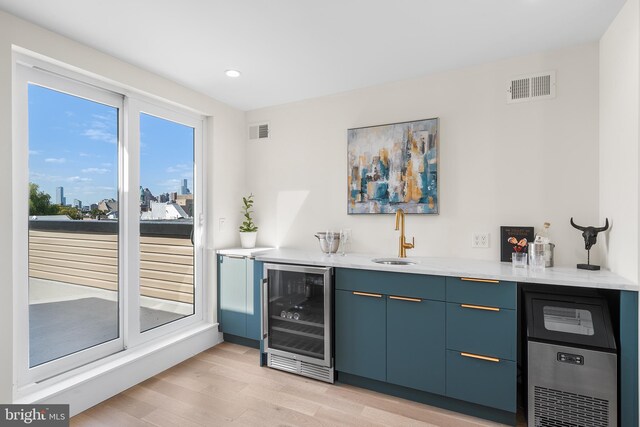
top-left (13, 53), bottom-right (207, 390)
top-left (14, 63), bottom-right (126, 386)
top-left (126, 97), bottom-right (205, 347)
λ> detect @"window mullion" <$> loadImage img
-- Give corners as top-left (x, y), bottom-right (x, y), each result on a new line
top-left (123, 98), bottom-right (142, 347)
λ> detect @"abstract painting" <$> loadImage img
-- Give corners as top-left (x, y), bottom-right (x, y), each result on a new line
top-left (348, 118), bottom-right (439, 214)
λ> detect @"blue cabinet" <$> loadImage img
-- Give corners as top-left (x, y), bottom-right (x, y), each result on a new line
top-left (335, 289), bottom-right (386, 381)
top-left (334, 270), bottom-right (518, 418)
top-left (387, 295), bottom-right (445, 394)
top-left (217, 255), bottom-right (262, 342)
top-left (335, 268), bottom-right (446, 392)
top-left (444, 277), bottom-right (517, 413)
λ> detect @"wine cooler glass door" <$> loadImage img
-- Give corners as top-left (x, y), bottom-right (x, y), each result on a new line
top-left (263, 264), bottom-right (332, 367)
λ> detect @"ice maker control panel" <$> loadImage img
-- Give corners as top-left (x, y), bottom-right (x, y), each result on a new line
top-left (557, 352), bottom-right (584, 365)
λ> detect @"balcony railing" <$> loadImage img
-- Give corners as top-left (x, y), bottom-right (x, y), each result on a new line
top-left (28, 219), bottom-right (194, 304)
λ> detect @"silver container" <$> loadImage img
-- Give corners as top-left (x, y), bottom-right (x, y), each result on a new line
top-left (528, 242), bottom-right (555, 267)
top-left (315, 232), bottom-right (340, 254)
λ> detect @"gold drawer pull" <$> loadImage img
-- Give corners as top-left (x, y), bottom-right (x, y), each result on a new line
top-left (353, 291), bottom-right (382, 298)
top-left (461, 304), bottom-right (500, 312)
top-left (460, 352), bottom-right (500, 363)
top-left (460, 277), bottom-right (500, 284)
top-left (389, 295), bottom-right (422, 303)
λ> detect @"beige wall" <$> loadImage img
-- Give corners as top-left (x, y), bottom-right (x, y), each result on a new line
top-left (246, 44), bottom-right (600, 267)
top-left (599, 0), bottom-right (640, 284)
top-left (0, 9), bottom-right (245, 401)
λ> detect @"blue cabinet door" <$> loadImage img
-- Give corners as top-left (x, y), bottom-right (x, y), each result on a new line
top-left (335, 289), bottom-right (386, 382)
top-left (387, 296), bottom-right (445, 395)
top-left (246, 260), bottom-right (263, 340)
top-left (219, 256), bottom-right (247, 337)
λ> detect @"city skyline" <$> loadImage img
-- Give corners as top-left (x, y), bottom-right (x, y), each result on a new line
top-left (28, 84), bottom-right (194, 206)
top-left (46, 181), bottom-right (191, 210)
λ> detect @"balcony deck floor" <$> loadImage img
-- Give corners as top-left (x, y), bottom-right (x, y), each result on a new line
top-left (30, 297), bottom-right (186, 367)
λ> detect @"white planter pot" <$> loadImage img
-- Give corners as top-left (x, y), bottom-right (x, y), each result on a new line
top-left (240, 232), bottom-right (257, 249)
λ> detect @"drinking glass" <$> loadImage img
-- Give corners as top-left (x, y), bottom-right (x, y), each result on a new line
top-left (325, 229), bottom-right (335, 257)
top-left (339, 228), bottom-right (352, 256)
top-left (512, 252), bottom-right (528, 268)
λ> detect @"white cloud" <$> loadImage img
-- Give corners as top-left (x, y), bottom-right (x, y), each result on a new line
top-left (29, 150), bottom-right (42, 156)
top-left (66, 176), bottom-right (92, 183)
top-left (82, 113), bottom-right (117, 144)
top-left (101, 162), bottom-right (112, 167)
top-left (29, 172), bottom-right (62, 182)
top-left (81, 167), bottom-right (110, 174)
top-left (44, 158), bottom-right (66, 163)
top-left (82, 128), bottom-right (117, 144)
top-left (157, 178), bottom-right (181, 189)
top-left (92, 114), bottom-right (112, 121)
top-left (166, 164), bottom-right (191, 173)
top-left (29, 172), bottom-right (47, 180)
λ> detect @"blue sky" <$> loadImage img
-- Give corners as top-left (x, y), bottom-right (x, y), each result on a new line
top-left (28, 84), bottom-right (194, 207)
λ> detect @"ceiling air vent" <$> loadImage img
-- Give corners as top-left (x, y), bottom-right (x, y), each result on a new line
top-left (507, 71), bottom-right (556, 104)
top-left (249, 122), bottom-right (270, 141)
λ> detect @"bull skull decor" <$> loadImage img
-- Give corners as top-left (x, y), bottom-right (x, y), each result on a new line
top-left (570, 217), bottom-right (609, 271)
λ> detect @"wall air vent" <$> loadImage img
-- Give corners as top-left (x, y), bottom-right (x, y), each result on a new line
top-left (507, 71), bottom-right (556, 104)
top-left (248, 122), bottom-right (270, 141)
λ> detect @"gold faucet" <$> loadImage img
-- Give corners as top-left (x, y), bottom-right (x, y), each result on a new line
top-left (394, 208), bottom-right (414, 258)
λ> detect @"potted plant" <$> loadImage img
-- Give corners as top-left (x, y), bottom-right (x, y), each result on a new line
top-left (239, 193), bottom-right (258, 248)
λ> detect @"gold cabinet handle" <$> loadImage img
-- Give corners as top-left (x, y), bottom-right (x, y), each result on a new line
top-left (460, 352), bottom-right (500, 363)
top-left (460, 277), bottom-right (500, 284)
top-left (389, 295), bottom-right (422, 303)
top-left (353, 291), bottom-right (382, 298)
top-left (460, 304), bottom-right (500, 312)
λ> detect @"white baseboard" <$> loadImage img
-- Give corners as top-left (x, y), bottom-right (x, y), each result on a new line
top-left (15, 323), bottom-right (222, 416)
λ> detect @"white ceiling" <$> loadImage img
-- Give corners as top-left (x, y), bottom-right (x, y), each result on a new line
top-left (0, 0), bottom-right (626, 111)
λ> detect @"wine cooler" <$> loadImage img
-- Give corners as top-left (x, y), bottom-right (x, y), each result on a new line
top-left (262, 263), bottom-right (334, 383)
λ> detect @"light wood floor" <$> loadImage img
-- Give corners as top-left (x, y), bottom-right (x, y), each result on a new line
top-left (71, 342), bottom-right (526, 426)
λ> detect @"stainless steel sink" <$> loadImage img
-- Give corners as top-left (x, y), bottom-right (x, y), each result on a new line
top-left (371, 257), bottom-right (417, 266)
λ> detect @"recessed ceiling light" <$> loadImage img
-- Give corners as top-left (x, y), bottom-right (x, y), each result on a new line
top-left (225, 69), bottom-right (241, 78)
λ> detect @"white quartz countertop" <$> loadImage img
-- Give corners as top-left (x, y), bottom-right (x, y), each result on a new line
top-left (217, 247), bottom-right (275, 257)
top-left (254, 249), bottom-right (638, 292)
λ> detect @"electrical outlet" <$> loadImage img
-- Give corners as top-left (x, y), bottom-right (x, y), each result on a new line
top-left (472, 232), bottom-right (490, 248)
top-left (219, 218), bottom-right (226, 232)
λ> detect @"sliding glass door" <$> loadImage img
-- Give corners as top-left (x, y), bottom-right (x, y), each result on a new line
top-left (27, 84), bottom-right (122, 368)
top-left (16, 65), bottom-right (125, 383)
top-left (138, 110), bottom-right (197, 333)
top-left (15, 59), bottom-right (204, 386)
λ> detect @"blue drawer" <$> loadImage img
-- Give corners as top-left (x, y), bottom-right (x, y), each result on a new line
top-left (336, 268), bottom-right (445, 301)
top-left (446, 277), bottom-right (516, 309)
top-left (446, 303), bottom-right (516, 361)
top-left (446, 350), bottom-right (516, 413)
